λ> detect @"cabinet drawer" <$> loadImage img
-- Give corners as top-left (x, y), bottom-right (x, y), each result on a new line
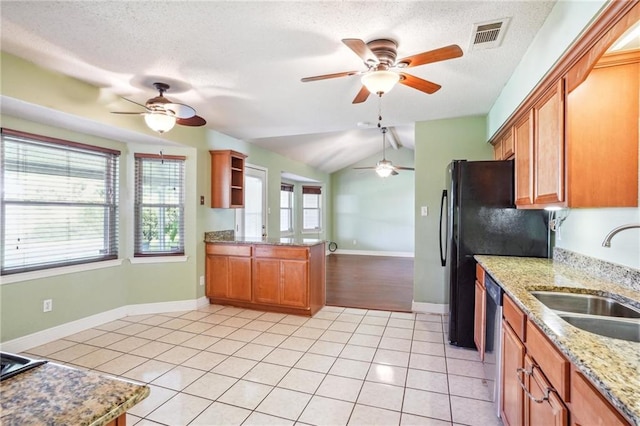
top-left (571, 368), bottom-right (629, 426)
top-left (255, 246), bottom-right (308, 260)
top-left (476, 263), bottom-right (485, 287)
top-left (206, 244), bottom-right (252, 257)
top-left (504, 295), bottom-right (527, 342)
top-left (526, 321), bottom-right (569, 401)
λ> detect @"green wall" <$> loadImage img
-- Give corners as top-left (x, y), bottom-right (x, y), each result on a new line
top-left (413, 116), bottom-right (491, 305)
top-left (0, 52), bottom-right (329, 342)
top-left (331, 147), bottom-right (415, 253)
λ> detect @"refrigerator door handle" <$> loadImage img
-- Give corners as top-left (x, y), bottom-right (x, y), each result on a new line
top-left (439, 189), bottom-right (448, 267)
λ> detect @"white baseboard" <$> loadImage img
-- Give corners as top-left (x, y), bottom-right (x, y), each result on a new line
top-left (412, 301), bottom-right (449, 314)
top-left (1, 297), bottom-right (208, 354)
top-left (333, 249), bottom-right (414, 258)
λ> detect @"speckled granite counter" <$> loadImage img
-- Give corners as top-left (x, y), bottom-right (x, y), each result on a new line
top-left (0, 362), bottom-right (149, 425)
top-left (475, 255), bottom-right (640, 424)
top-left (204, 231), bottom-right (324, 247)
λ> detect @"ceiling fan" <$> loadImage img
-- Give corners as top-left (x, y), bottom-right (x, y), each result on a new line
top-left (301, 38), bottom-right (463, 103)
top-left (111, 82), bottom-right (206, 134)
top-left (354, 127), bottom-right (415, 177)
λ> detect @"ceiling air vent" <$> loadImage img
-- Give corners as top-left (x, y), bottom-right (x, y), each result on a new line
top-left (470, 18), bottom-right (510, 50)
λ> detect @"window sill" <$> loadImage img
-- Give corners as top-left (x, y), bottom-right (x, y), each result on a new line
top-left (129, 256), bottom-right (188, 264)
top-left (1, 259), bottom-right (125, 285)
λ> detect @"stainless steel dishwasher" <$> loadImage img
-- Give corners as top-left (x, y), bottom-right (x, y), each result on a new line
top-left (483, 274), bottom-right (504, 418)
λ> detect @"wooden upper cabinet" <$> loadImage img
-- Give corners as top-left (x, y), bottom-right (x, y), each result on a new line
top-left (514, 110), bottom-right (534, 207)
top-left (533, 80), bottom-right (565, 206)
top-left (210, 150), bottom-right (247, 208)
top-left (565, 49), bottom-right (639, 207)
top-left (502, 128), bottom-right (515, 159)
top-left (493, 137), bottom-right (504, 160)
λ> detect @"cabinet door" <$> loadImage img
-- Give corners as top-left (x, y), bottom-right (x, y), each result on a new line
top-left (514, 111), bottom-right (534, 206)
top-left (474, 279), bottom-right (486, 360)
top-left (502, 320), bottom-right (525, 426)
top-left (533, 81), bottom-right (565, 205)
top-left (228, 257), bottom-right (252, 301)
top-left (571, 369), bottom-right (629, 426)
top-left (503, 128), bottom-right (515, 159)
top-left (493, 138), bottom-right (504, 160)
top-left (524, 355), bottom-right (568, 426)
top-left (206, 255), bottom-right (229, 298)
top-left (253, 258), bottom-right (280, 304)
top-left (280, 259), bottom-right (308, 307)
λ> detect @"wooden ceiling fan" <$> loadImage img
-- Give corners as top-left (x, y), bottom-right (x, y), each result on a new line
top-left (301, 38), bottom-right (463, 103)
top-left (111, 82), bottom-right (206, 133)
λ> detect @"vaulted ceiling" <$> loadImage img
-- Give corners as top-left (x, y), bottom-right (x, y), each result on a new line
top-left (1, 1), bottom-right (556, 173)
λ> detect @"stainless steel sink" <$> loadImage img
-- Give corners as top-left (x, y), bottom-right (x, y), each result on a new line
top-left (559, 314), bottom-right (640, 343)
top-left (530, 291), bottom-right (640, 342)
top-left (530, 291), bottom-right (640, 319)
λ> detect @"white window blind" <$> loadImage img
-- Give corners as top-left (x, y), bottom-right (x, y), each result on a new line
top-left (134, 154), bottom-right (185, 256)
top-left (280, 183), bottom-right (293, 233)
top-left (302, 185), bottom-right (322, 232)
top-left (1, 128), bottom-right (120, 275)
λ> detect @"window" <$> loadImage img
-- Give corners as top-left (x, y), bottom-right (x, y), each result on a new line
top-left (280, 183), bottom-right (293, 234)
top-left (134, 154), bottom-right (185, 256)
top-left (1, 128), bottom-right (120, 275)
top-left (302, 185), bottom-right (322, 232)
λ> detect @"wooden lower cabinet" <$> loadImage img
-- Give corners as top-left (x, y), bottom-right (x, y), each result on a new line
top-left (570, 368), bottom-right (629, 426)
top-left (206, 242), bottom-right (325, 316)
top-left (502, 319), bottom-right (525, 426)
top-left (524, 355), bottom-right (568, 426)
top-left (474, 279), bottom-right (486, 360)
top-left (206, 244), bottom-right (252, 301)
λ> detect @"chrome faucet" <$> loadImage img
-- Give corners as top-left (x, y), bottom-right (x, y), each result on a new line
top-left (601, 223), bottom-right (640, 247)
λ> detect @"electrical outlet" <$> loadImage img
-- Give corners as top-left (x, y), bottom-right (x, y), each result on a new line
top-left (199, 276), bottom-right (205, 286)
top-left (43, 299), bottom-right (53, 312)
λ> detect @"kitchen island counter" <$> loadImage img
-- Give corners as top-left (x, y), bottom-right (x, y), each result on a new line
top-left (475, 254), bottom-right (640, 424)
top-left (204, 232), bottom-right (324, 247)
top-left (0, 361), bottom-right (149, 425)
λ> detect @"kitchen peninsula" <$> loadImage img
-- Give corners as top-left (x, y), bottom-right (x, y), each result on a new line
top-left (204, 231), bottom-right (326, 316)
top-left (0, 361), bottom-right (149, 425)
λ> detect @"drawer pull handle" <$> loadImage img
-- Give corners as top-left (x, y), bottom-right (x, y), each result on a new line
top-left (516, 366), bottom-right (552, 403)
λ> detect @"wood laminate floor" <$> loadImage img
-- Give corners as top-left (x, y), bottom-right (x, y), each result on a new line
top-left (326, 254), bottom-right (414, 312)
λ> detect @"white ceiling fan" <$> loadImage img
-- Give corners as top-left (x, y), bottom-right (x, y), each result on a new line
top-left (353, 127), bottom-right (415, 177)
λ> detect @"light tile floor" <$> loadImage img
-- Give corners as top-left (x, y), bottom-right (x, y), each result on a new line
top-left (23, 305), bottom-right (502, 426)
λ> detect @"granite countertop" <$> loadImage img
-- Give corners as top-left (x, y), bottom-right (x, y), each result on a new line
top-left (0, 362), bottom-right (149, 425)
top-left (204, 231), bottom-right (325, 247)
top-left (475, 255), bottom-right (640, 424)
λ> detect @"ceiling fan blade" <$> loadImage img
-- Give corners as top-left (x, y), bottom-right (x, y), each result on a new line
top-left (165, 103), bottom-right (196, 119)
top-left (395, 166), bottom-right (415, 171)
top-left (352, 86), bottom-right (370, 104)
top-left (391, 170), bottom-right (399, 176)
top-left (353, 166), bottom-right (377, 170)
top-left (342, 38), bottom-right (379, 65)
top-left (122, 97), bottom-right (149, 109)
top-left (301, 71), bottom-right (360, 82)
top-left (397, 44), bottom-right (463, 68)
top-left (110, 111), bottom-right (145, 115)
top-left (177, 115), bottom-right (207, 127)
top-left (399, 73), bottom-right (441, 94)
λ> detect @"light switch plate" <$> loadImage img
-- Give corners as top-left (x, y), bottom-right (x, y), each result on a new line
top-left (421, 206), bottom-right (428, 216)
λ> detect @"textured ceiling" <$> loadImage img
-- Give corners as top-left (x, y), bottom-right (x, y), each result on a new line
top-left (0, 1), bottom-right (556, 173)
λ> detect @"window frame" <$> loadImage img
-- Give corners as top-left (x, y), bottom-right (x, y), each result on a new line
top-left (133, 153), bottom-right (186, 257)
top-left (1, 128), bottom-right (120, 276)
top-left (280, 183), bottom-right (294, 235)
top-left (302, 185), bottom-right (322, 233)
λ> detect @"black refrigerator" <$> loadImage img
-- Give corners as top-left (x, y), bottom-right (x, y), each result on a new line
top-left (439, 160), bottom-right (549, 348)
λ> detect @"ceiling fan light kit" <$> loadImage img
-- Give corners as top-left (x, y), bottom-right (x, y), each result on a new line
top-left (144, 111), bottom-right (176, 134)
top-left (375, 160), bottom-right (395, 178)
top-left (361, 70), bottom-right (400, 95)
